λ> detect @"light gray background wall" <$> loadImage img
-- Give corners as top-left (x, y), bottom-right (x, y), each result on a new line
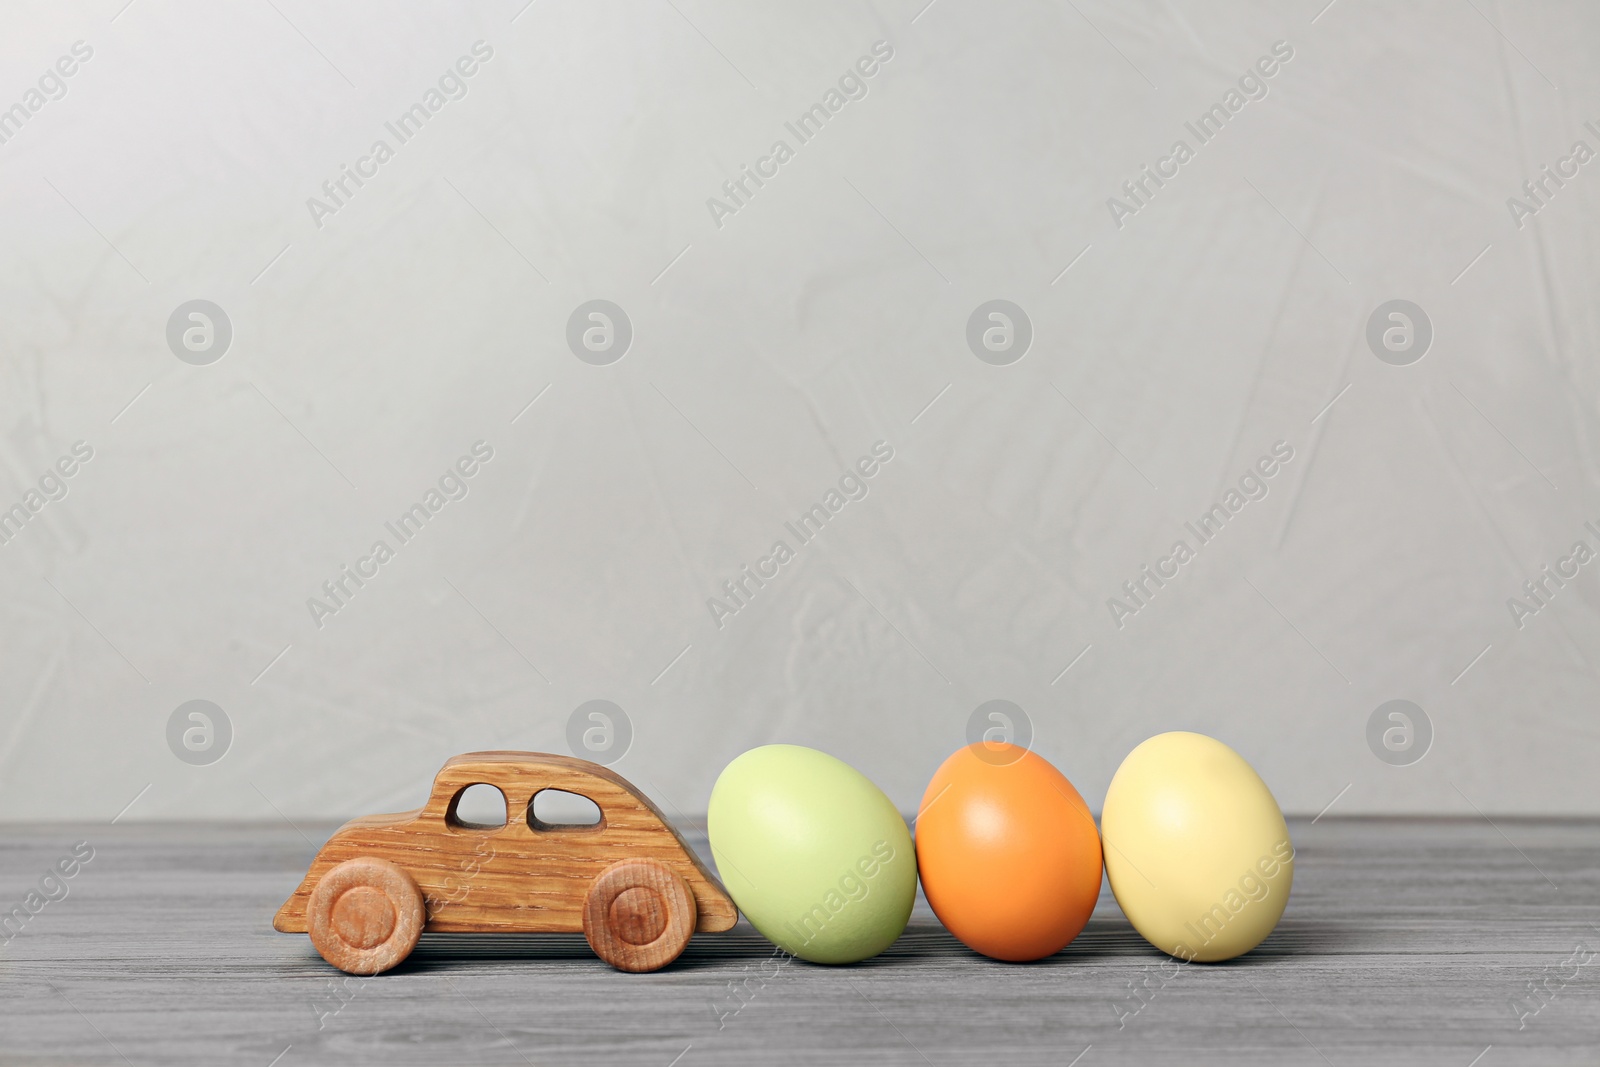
top-left (1, 0), bottom-right (1597, 821)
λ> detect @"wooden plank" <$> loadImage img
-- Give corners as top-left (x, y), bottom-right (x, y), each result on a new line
top-left (0, 818), bottom-right (1595, 1065)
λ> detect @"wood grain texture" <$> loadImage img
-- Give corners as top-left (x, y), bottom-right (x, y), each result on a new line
top-left (582, 858), bottom-right (698, 972)
top-left (1, 818), bottom-right (1596, 1066)
top-left (306, 858), bottom-right (425, 975)
top-left (272, 752), bottom-right (738, 940)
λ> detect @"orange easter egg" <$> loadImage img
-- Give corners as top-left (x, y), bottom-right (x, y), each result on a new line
top-left (915, 743), bottom-right (1103, 961)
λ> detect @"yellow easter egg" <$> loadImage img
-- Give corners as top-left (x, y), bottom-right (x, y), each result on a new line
top-left (1101, 732), bottom-right (1293, 962)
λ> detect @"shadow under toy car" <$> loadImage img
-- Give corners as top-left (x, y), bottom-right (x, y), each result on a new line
top-left (274, 751), bottom-right (738, 973)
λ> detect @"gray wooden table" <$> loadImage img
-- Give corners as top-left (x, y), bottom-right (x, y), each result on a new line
top-left (0, 818), bottom-right (1595, 1066)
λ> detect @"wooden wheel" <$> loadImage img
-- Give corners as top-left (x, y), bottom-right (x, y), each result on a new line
top-left (582, 858), bottom-right (697, 972)
top-left (307, 857), bottom-right (425, 975)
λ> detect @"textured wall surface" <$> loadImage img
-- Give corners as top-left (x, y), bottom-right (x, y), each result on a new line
top-left (1, 1), bottom-right (1597, 820)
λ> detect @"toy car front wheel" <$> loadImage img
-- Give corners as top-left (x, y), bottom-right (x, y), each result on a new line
top-left (307, 857), bottom-right (426, 975)
top-left (582, 858), bottom-right (698, 972)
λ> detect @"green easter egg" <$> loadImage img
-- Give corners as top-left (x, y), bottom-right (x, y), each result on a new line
top-left (708, 744), bottom-right (915, 964)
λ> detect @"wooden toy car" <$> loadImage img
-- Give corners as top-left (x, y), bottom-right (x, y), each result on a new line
top-left (273, 751), bottom-right (738, 974)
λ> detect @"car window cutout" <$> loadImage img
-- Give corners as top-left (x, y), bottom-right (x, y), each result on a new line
top-left (447, 783), bottom-right (508, 829)
top-left (529, 789), bottom-right (603, 831)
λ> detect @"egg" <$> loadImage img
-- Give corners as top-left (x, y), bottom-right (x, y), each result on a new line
top-left (707, 745), bottom-right (916, 964)
top-left (1101, 731), bottom-right (1293, 962)
top-left (914, 743), bottom-right (1102, 961)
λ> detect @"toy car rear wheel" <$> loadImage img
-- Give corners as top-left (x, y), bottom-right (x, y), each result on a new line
top-left (307, 857), bottom-right (426, 975)
top-left (583, 858), bottom-right (698, 972)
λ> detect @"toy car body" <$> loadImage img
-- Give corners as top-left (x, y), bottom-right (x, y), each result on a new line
top-left (274, 751), bottom-right (737, 973)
